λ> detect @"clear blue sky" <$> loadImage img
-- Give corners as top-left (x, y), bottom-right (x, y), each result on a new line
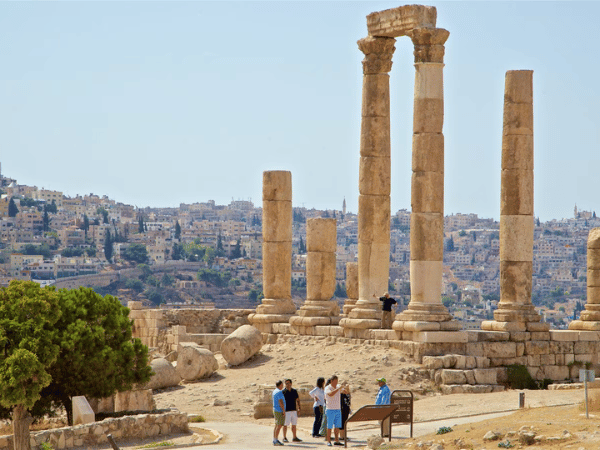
top-left (1, 2), bottom-right (598, 222)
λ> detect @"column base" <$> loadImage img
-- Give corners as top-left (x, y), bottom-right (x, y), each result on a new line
top-left (491, 302), bottom-right (541, 322)
top-left (254, 298), bottom-right (296, 315)
top-left (569, 320), bottom-right (600, 331)
top-left (342, 299), bottom-right (358, 316)
top-left (392, 302), bottom-right (455, 329)
top-left (481, 320), bottom-right (550, 332)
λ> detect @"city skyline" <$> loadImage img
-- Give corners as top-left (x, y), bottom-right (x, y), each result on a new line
top-left (1, 2), bottom-right (599, 222)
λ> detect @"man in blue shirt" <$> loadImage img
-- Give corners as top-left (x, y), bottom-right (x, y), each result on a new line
top-left (272, 380), bottom-right (286, 446)
top-left (375, 377), bottom-right (391, 437)
top-left (375, 377), bottom-right (391, 405)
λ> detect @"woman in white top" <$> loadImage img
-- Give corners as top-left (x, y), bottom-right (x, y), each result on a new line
top-left (309, 377), bottom-right (325, 438)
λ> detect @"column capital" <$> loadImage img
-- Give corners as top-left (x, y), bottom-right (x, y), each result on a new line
top-left (358, 36), bottom-right (396, 74)
top-left (410, 27), bottom-right (449, 63)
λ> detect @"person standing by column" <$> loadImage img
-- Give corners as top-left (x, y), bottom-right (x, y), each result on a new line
top-left (282, 379), bottom-right (302, 442)
top-left (375, 293), bottom-right (397, 329)
top-left (324, 375), bottom-right (346, 446)
top-left (272, 380), bottom-right (286, 446)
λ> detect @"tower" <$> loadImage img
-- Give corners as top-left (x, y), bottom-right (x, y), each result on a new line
top-left (342, 197), bottom-right (346, 215)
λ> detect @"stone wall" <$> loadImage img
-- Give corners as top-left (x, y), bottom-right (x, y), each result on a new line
top-left (0, 410), bottom-right (188, 450)
top-left (254, 384), bottom-right (314, 419)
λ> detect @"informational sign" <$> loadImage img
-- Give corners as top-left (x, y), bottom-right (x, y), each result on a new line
top-left (579, 369), bottom-right (595, 383)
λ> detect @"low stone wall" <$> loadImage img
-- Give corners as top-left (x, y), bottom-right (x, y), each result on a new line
top-left (254, 385), bottom-right (314, 419)
top-left (0, 410), bottom-right (188, 450)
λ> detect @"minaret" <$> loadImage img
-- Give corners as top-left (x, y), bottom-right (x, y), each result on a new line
top-left (575, 204), bottom-right (578, 219)
top-left (342, 198), bottom-right (347, 215)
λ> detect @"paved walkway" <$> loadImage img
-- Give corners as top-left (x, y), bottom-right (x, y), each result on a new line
top-left (187, 411), bottom-right (513, 449)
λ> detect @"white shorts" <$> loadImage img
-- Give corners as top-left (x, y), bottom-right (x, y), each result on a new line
top-left (284, 410), bottom-right (298, 426)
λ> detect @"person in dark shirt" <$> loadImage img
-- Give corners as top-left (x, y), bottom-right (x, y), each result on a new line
top-left (376, 292), bottom-right (397, 329)
top-left (340, 384), bottom-right (351, 441)
top-left (282, 379), bottom-right (302, 442)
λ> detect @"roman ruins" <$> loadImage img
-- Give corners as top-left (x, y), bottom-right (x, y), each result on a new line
top-left (130, 4), bottom-right (600, 387)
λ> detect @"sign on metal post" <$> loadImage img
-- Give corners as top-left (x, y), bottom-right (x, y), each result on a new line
top-left (579, 369), bottom-right (595, 419)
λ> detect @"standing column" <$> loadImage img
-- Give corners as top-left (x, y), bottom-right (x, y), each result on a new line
top-left (570, 228), bottom-right (600, 330)
top-left (342, 262), bottom-right (359, 316)
top-left (248, 171), bottom-right (296, 333)
top-left (482, 70), bottom-right (545, 333)
top-left (340, 36), bottom-right (395, 339)
top-left (290, 218), bottom-right (338, 334)
top-left (394, 27), bottom-right (457, 332)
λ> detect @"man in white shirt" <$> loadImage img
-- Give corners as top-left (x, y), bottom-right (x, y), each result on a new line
top-left (324, 375), bottom-right (346, 446)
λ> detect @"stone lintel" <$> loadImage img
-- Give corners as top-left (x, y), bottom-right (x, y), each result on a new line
top-left (412, 331), bottom-right (468, 343)
top-left (367, 5), bottom-right (436, 38)
top-left (466, 330), bottom-right (510, 342)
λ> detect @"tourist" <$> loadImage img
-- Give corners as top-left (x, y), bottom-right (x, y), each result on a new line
top-left (375, 377), bottom-right (392, 437)
top-left (319, 378), bottom-right (331, 436)
top-left (272, 380), bottom-right (286, 446)
top-left (324, 375), bottom-right (346, 446)
top-left (309, 377), bottom-right (325, 438)
top-left (340, 382), bottom-right (351, 441)
top-left (375, 292), bottom-right (397, 329)
top-left (282, 379), bottom-right (302, 442)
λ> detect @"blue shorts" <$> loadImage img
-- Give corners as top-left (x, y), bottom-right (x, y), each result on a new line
top-left (326, 409), bottom-right (342, 429)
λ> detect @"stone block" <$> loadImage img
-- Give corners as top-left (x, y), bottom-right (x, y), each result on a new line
top-left (263, 171), bottom-right (292, 202)
top-left (411, 171), bottom-right (443, 213)
top-left (500, 215), bottom-right (534, 262)
top-left (440, 369), bottom-right (467, 385)
top-left (525, 341), bottom-right (549, 355)
top-left (540, 354), bottom-right (556, 365)
top-left (588, 251), bottom-right (600, 270)
top-left (549, 341), bottom-right (574, 354)
top-left (412, 331), bottom-right (468, 343)
top-left (550, 330), bottom-right (579, 342)
top-left (345, 262), bottom-right (358, 299)
top-left (473, 369), bottom-right (497, 385)
top-left (367, 5), bottom-right (437, 38)
top-left (516, 342), bottom-right (525, 357)
top-left (262, 200), bottom-right (292, 242)
top-left (454, 355), bottom-right (476, 369)
top-left (574, 341), bottom-right (597, 354)
top-left (465, 370), bottom-right (476, 385)
top-left (414, 63), bottom-right (444, 99)
top-left (362, 74), bottom-right (390, 117)
top-left (467, 330), bottom-right (510, 342)
top-left (543, 365), bottom-right (569, 381)
top-left (360, 116), bottom-right (391, 157)
top-left (475, 356), bottom-right (490, 368)
top-left (527, 354), bottom-right (540, 366)
top-left (358, 194), bottom-right (391, 244)
top-left (500, 169), bottom-right (533, 216)
top-left (128, 301), bottom-right (143, 310)
top-left (359, 156), bottom-right (391, 196)
top-left (530, 332), bottom-right (550, 341)
top-left (73, 396), bottom-right (95, 425)
top-left (306, 252), bottom-right (336, 301)
top-left (481, 320), bottom-right (526, 332)
top-left (422, 356), bottom-right (443, 370)
top-left (499, 262), bottom-right (533, 304)
top-left (588, 228), bottom-right (600, 248)
top-left (357, 242), bottom-right (390, 300)
top-left (574, 353), bottom-right (595, 364)
top-left (306, 218), bottom-right (337, 253)
top-left (410, 212), bottom-right (443, 261)
top-left (114, 389), bottom-right (153, 412)
top-left (503, 102), bottom-right (533, 136)
top-left (409, 260), bottom-right (442, 304)
top-left (504, 70), bottom-right (533, 104)
top-left (412, 133), bottom-right (444, 173)
top-left (262, 242), bottom-right (291, 299)
top-left (502, 134), bottom-right (533, 170)
top-left (413, 98), bottom-right (444, 134)
top-left (589, 269), bottom-right (600, 287)
top-left (577, 331), bottom-right (600, 341)
top-left (481, 342), bottom-right (517, 358)
top-left (509, 331), bottom-right (531, 342)
top-left (526, 322), bottom-right (550, 332)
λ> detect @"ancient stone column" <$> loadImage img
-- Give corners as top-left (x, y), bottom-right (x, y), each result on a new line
top-left (482, 70), bottom-right (546, 333)
top-left (248, 171), bottom-right (296, 333)
top-left (393, 27), bottom-right (457, 333)
top-left (340, 35), bottom-right (395, 338)
top-left (570, 228), bottom-right (600, 330)
top-left (290, 218), bottom-right (338, 334)
top-left (342, 262), bottom-right (359, 315)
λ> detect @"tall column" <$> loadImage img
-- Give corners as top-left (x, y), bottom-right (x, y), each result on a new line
top-left (482, 70), bottom-right (546, 333)
top-left (342, 262), bottom-right (359, 315)
top-left (340, 36), bottom-right (395, 338)
top-left (290, 218), bottom-right (338, 334)
top-left (570, 228), bottom-right (600, 330)
top-left (394, 27), bottom-right (457, 332)
top-left (248, 171), bottom-right (296, 333)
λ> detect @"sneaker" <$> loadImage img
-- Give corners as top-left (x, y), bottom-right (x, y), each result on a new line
top-left (334, 442), bottom-right (344, 446)
top-left (293, 437), bottom-right (302, 442)
top-left (283, 438), bottom-right (289, 443)
top-left (273, 440), bottom-right (284, 446)
top-left (327, 442), bottom-right (332, 447)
